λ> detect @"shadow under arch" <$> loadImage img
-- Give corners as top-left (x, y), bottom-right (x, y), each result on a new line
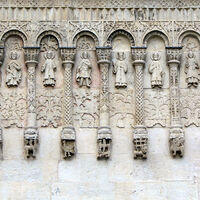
top-left (178, 30), bottom-right (200, 46)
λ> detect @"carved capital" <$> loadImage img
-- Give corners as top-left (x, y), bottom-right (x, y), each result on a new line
top-left (131, 47), bottom-right (146, 65)
top-left (24, 47), bottom-right (40, 65)
top-left (60, 47), bottom-right (76, 65)
top-left (166, 47), bottom-right (182, 64)
top-left (133, 126), bottom-right (148, 159)
top-left (97, 127), bottom-right (112, 159)
top-left (169, 126), bottom-right (184, 158)
top-left (24, 127), bottom-right (39, 159)
top-left (61, 127), bottom-right (76, 159)
top-left (96, 47), bottom-right (112, 64)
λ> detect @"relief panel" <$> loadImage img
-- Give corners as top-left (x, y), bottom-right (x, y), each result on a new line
top-left (180, 36), bottom-right (200, 89)
top-left (145, 36), bottom-right (168, 89)
top-left (144, 89), bottom-right (170, 127)
top-left (111, 35), bottom-right (134, 90)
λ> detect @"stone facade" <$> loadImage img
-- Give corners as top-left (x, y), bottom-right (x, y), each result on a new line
top-left (0, 0), bottom-right (200, 199)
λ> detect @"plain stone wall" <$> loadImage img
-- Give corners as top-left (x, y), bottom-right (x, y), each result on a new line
top-left (0, 127), bottom-right (200, 199)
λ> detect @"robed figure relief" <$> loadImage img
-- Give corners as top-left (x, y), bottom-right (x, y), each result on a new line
top-left (113, 52), bottom-right (128, 88)
top-left (6, 51), bottom-right (22, 87)
top-left (149, 52), bottom-right (163, 88)
top-left (185, 51), bottom-right (199, 88)
top-left (41, 51), bottom-right (57, 86)
top-left (76, 51), bottom-right (92, 88)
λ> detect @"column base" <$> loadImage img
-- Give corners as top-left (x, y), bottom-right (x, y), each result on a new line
top-left (97, 127), bottom-right (112, 159)
top-left (61, 127), bottom-right (76, 159)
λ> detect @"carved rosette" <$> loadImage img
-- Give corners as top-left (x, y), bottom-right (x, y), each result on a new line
top-left (167, 47), bottom-right (184, 158)
top-left (132, 47), bottom-right (148, 159)
top-left (24, 47), bottom-right (40, 159)
top-left (60, 47), bottom-right (76, 159)
top-left (96, 47), bottom-right (112, 159)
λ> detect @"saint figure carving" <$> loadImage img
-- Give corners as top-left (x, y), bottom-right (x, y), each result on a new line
top-left (41, 51), bottom-right (57, 86)
top-left (185, 51), bottom-right (199, 88)
top-left (76, 51), bottom-right (92, 88)
top-left (6, 51), bottom-right (22, 87)
top-left (149, 52), bottom-right (163, 88)
top-left (113, 52), bottom-right (128, 88)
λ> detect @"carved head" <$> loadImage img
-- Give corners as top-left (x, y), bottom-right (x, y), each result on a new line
top-left (117, 52), bottom-right (125, 61)
top-left (10, 51), bottom-right (18, 60)
top-left (151, 52), bottom-right (160, 61)
top-left (188, 51), bottom-right (195, 59)
top-left (45, 51), bottom-right (55, 59)
top-left (81, 51), bottom-right (89, 59)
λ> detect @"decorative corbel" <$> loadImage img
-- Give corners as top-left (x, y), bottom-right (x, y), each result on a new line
top-left (167, 47), bottom-right (184, 158)
top-left (24, 47), bottom-right (40, 159)
top-left (96, 47), bottom-right (112, 159)
top-left (132, 47), bottom-right (148, 159)
top-left (60, 47), bottom-right (76, 159)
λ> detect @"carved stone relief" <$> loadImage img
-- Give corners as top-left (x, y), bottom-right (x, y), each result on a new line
top-left (180, 89), bottom-right (200, 127)
top-left (36, 89), bottom-right (63, 128)
top-left (3, 36), bottom-right (24, 88)
top-left (110, 89), bottom-right (134, 128)
top-left (0, 90), bottom-right (26, 128)
top-left (181, 36), bottom-right (200, 89)
top-left (40, 36), bottom-right (59, 87)
top-left (0, 128), bottom-right (2, 159)
top-left (73, 89), bottom-right (99, 128)
top-left (144, 90), bottom-right (170, 127)
top-left (145, 36), bottom-right (167, 89)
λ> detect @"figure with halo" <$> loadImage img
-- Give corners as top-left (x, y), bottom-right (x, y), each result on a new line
top-left (76, 51), bottom-right (92, 88)
top-left (149, 52), bottom-right (163, 88)
top-left (113, 52), bottom-right (128, 88)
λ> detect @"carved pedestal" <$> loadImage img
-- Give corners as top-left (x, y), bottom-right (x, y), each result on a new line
top-left (132, 47), bottom-right (148, 159)
top-left (96, 47), bottom-right (112, 159)
top-left (60, 47), bottom-right (76, 159)
top-left (24, 47), bottom-right (40, 159)
top-left (167, 47), bottom-right (184, 158)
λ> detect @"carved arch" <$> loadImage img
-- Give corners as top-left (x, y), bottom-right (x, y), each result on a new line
top-left (36, 30), bottom-right (62, 47)
top-left (73, 31), bottom-right (99, 47)
top-left (1, 30), bottom-right (27, 46)
top-left (143, 30), bottom-right (169, 46)
top-left (106, 29), bottom-right (135, 47)
top-left (178, 30), bottom-right (200, 46)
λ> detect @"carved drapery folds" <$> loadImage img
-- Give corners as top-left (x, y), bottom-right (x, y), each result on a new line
top-left (60, 47), bottom-right (76, 159)
top-left (132, 47), bottom-right (148, 159)
top-left (24, 47), bottom-right (40, 159)
top-left (167, 47), bottom-right (184, 158)
top-left (96, 47), bottom-right (112, 159)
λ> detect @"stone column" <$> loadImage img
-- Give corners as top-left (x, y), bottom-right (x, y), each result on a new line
top-left (132, 47), bottom-right (148, 159)
top-left (96, 47), bottom-right (112, 159)
top-left (60, 47), bottom-right (76, 159)
top-left (167, 47), bottom-right (184, 158)
top-left (24, 47), bottom-right (40, 159)
top-left (0, 46), bottom-right (4, 159)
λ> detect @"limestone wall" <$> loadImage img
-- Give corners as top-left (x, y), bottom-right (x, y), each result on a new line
top-left (0, 0), bottom-right (200, 199)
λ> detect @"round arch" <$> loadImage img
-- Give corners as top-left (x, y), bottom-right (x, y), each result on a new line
top-left (178, 30), bottom-right (200, 46)
top-left (36, 30), bottom-right (62, 47)
top-left (143, 30), bottom-right (169, 46)
top-left (106, 29), bottom-right (135, 47)
top-left (72, 31), bottom-right (99, 47)
top-left (1, 30), bottom-right (27, 46)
